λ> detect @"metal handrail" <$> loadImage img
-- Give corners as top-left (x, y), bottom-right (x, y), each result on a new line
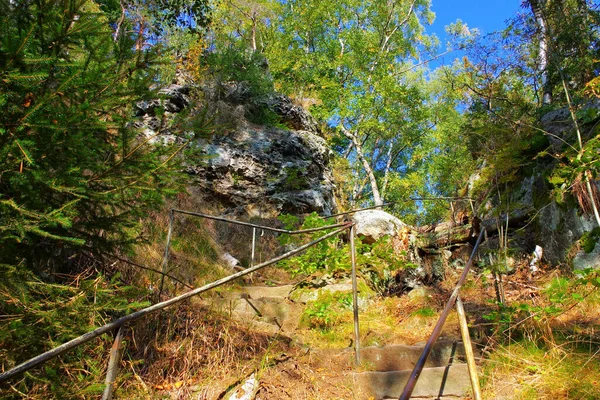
top-left (0, 220), bottom-right (354, 384)
top-left (398, 228), bottom-right (485, 400)
top-left (3, 202), bottom-right (482, 396)
top-left (173, 209), bottom-right (349, 234)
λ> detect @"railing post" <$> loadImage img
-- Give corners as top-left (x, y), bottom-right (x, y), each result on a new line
top-left (101, 327), bottom-right (124, 400)
top-left (456, 296), bottom-right (482, 400)
top-left (350, 224), bottom-right (361, 365)
top-left (158, 209), bottom-right (175, 298)
top-left (251, 227), bottom-right (257, 267)
top-left (249, 227), bottom-right (258, 282)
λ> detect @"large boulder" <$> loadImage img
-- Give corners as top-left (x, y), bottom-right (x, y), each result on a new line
top-left (352, 210), bottom-right (406, 244)
top-left (186, 126), bottom-right (336, 217)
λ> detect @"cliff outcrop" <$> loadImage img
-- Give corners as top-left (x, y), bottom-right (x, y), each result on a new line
top-left (135, 81), bottom-right (337, 218)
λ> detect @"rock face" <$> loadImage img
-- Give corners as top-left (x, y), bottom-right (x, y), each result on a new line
top-left (541, 98), bottom-right (600, 151)
top-left (573, 242), bottom-right (600, 270)
top-left (539, 201), bottom-right (597, 264)
top-left (134, 80), bottom-right (336, 217)
top-left (464, 98), bottom-right (600, 268)
top-left (133, 84), bottom-right (193, 145)
top-left (187, 125), bottom-right (335, 217)
top-left (352, 210), bottom-right (406, 244)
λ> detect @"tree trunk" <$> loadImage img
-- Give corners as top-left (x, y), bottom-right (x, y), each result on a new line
top-left (529, 0), bottom-right (552, 105)
top-left (341, 126), bottom-right (384, 206)
top-left (381, 140), bottom-right (394, 198)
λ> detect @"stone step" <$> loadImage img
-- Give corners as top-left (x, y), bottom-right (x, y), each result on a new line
top-left (211, 286), bottom-right (303, 332)
top-left (240, 284), bottom-right (294, 300)
top-left (359, 340), bottom-right (478, 372)
top-left (354, 364), bottom-right (471, 399)
top-left (313, 340), bottom-right (479, 373)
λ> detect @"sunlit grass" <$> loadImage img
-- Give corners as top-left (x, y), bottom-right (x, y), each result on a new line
top-left (481, 338), bottom-right (600, 399)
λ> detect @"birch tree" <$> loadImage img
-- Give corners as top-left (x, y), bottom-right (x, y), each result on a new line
top-left (267, 0), bottom-right (436, 207)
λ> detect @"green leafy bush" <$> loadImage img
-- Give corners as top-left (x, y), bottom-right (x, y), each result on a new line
top-left (302, 291), bottom-right (353, 331)
top-left (277, 212), bottom-right (416, 296)
top-left (204, 46), bottom-right (273, 98)
top-left (483, 270), bottom-right (600, 342)
top-left (579, 227), bottom-right (600, 253)
top-left (277, 213), bottom-right (349, 277)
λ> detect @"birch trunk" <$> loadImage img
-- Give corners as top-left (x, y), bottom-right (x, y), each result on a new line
top-left (529, 0), bottom-right (552, 105)
top-left (341, 126), bottom-right (384, 206)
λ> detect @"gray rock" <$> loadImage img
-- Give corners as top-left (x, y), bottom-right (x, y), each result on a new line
top-left (539, 201), bottom-right (596, 264)
top-left (158, 84), bottom-right (191, 113)
top-left (541, 99), bottom-right (600, 151)
top-left (263, 94), bottom-right (320, 133)
top-left (352, 210), bottom-right (406, 244)
top-left (573, 242), bottom-right (600, 270)
top-left (134, 84), bottom-right (191, 116)
top-left (187, 126), bottom-right (336, 217)
top-left (133, 78), bottom-right (335, 217)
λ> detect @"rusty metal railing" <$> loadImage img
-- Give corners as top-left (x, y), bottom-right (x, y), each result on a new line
top-left (399, 228), bottom-right (485, 400)
top-left (0, 209), bottom-right (361, 397)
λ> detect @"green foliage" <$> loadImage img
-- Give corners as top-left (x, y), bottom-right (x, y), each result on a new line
top-left (204, 46), bottom-right (274, 98)
top-left (277, 213), bottom-right (348, 277)
top-left (549, 133), bottom-right (600, 206)
top-left (302, 291), bottom-right (353, 331)
top-left (277, 213), bottom-right (414, 296)
top-left (0, 0), bottom-right (199, 274)
top-left (411, 306), bottom-right (436, 318)
top-left (0, 263), bottom-right (149, 398)
top-left (580, 227), bottom-right (600, 253)
top-left (259, 0), bottom-right (446, 211)
top-left (200, 44), bottom-right (283, 124)
top-left (359, 238), bottom-right (416, 296)
top-left (483, 270), bottom-right (600, 342)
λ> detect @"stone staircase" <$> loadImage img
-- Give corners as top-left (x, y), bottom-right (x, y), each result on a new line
top-left (214, 284), bottom-right (302, 334)
top-left (216, 285), bottom-right (476, 399)
top-left (353, 341), bottom-right (474, 399)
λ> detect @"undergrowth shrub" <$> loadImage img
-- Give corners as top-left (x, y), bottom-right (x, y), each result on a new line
top-left (483, 269), bottom-right (600, 344)
top-left (202, 45), bottom-right (282, 125)
top-left (0, 264), bottom-right (149, 398)
top-left (277, 213), bottom-right (349, 277)
top-left (277, 212), bottom-right (416, 295)
top-left (301, 291), bottom-right (353, 331)
top-left (479, 270), bottom-right (600, 398)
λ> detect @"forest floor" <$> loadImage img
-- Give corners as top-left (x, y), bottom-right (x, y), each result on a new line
top-left (223, 265), bottom-right (600, 400)
top-left (122, 254), bottom-right (600, 399)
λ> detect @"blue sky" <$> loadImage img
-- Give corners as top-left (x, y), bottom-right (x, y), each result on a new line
top-left (426, 0), bottom-right (524, 65)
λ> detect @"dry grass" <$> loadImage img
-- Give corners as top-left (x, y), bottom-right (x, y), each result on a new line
top-left (481, 339), bottom-right (600, 399)
top-left (292, 286), bottom-right (462, 350)
top-left (471, 267), bottom-right (600, 399)
top-left (118, 301), bottom-right (292, 399)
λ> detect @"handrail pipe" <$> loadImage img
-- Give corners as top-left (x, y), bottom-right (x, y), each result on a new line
top-left (398, 228), bottom-right (485, 400)
top-left (0, 224), bottom-right (352, 384)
